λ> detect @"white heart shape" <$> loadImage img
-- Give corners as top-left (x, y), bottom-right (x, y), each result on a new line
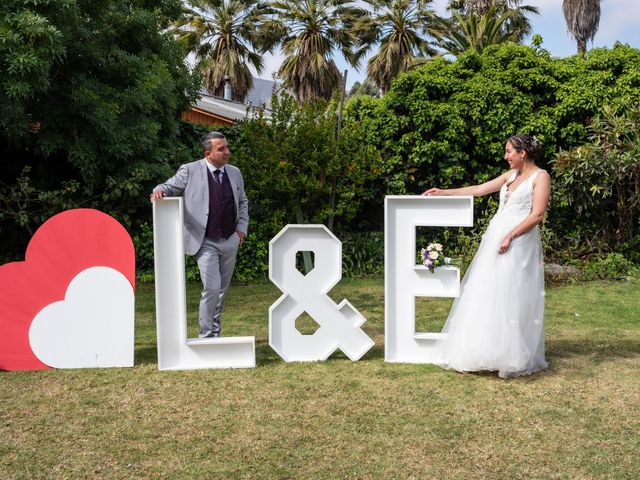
top-left (29, 267), bottom-right (134, 368)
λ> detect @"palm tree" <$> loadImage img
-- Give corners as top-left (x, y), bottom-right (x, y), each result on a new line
top-left (267, 0), bottom-right (367, 102)
top-left (451, 0), bottom-right (535, 21)
top-left (430, 1), bottom-right (538, 56)
top-left (173, 0), bottom-right (273, 101)
top-left (562, 0), bottom-right (601, 54)
top-left (355, 0), bottom-right (437, 95)
top-left (495, 0), bottom-right (540, 43)
top-left (458, 0), bottom-right (491, 14)
top-left (451, 1), bottom-right (539, 43)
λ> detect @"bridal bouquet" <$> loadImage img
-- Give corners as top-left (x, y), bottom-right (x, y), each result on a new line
top-left (421, 242), bottom-right (453, 273)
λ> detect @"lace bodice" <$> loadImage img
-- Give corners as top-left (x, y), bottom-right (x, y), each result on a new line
top-left (497, 169), bottom-right (544, 220)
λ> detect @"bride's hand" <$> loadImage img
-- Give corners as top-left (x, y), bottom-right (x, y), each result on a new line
top-left (422, 188), bottom-right (443, 196)
top-left (498, 235), bottom-right (512, 254)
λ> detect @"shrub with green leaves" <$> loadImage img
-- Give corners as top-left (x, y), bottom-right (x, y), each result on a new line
top-left (553, 103), bottom-right (640, 251)
top-left (222, 91), bottom-right (383, 280)
top-left (0, 0), bottom-right (200, 260)
top-left (344, 42), bottom-right (640, 258)
top-left (582, 252), bottom-right (635, 280)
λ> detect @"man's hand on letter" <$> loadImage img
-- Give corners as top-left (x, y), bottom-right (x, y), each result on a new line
top-left (150, 190), bottom-right (165, 202)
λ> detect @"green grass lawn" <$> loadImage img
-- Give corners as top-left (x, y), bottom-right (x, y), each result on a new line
top-left (2, 277), bottom-right (639, 479)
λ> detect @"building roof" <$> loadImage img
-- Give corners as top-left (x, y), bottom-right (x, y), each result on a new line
top-left (245, 77), bottom-right (278, 109)
top-left (192, 77), bottom-right (277, 123)
top-left (194, 94), bottom-right (254, 122)
top-left (193, 78), bottom-right (276, 123)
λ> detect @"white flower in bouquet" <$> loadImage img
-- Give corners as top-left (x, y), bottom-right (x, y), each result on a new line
top-left (421, 241), bottom-right (457, 273)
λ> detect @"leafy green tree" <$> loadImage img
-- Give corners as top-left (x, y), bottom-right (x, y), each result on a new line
top-left (348, 78), bottom-right (380, 97)
top-left (173, 0), bottom-right (274, 101)
top-left (224, 89), bottom-right (382, 276)
top-left (266, 0), bottom-right (367, 102)
top-left (344, 43), bottom-right (640, 242)
top-left (554, 103), bottom-right (640, 248)
top-left (0, 3), bottom-right (65, 144)
top-left (562, 0), bottom-right (601, 54)
top-left (0, 0), bottom-right (199, 259)
top-left (354, 0), bottom-right (436, 95)
top-left (235, 90), bottom-right (381, 225)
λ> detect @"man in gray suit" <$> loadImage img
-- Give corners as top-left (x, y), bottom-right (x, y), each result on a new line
top-left (150, 131), bottom-right (248, 337)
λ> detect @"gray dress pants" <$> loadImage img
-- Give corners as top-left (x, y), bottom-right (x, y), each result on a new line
top-left (195, 234), bottom-right (240, 337)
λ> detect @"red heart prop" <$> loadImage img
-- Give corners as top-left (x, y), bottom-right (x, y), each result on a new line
top-left (0, 209), bottom-right (135, 370)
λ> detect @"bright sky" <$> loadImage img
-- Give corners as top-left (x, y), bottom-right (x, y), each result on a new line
top-left (257, 0), bottom-right (640, 89)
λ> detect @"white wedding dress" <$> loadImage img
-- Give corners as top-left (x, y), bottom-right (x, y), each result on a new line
top-left (434, 169), bottom-right (548, 378)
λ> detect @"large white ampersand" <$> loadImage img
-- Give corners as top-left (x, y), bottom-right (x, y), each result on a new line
top-left (269, 225), bottom-right (374, 362)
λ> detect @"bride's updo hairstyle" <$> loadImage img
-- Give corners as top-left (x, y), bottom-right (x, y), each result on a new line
top-left (508, 134), bottom-right (542, 161)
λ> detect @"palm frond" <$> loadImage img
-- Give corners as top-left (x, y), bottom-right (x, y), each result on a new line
top-left (172, 0), bottom-right (276, 101)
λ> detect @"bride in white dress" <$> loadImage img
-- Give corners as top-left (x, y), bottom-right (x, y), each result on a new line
top-left (422, 135), bottom-right (551, 378)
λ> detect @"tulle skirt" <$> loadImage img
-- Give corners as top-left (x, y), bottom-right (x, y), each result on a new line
top-left (433, 213), bottom-right (548, 378)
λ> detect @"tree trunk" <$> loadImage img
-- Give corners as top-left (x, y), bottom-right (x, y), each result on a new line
top-left (328, 70), bottom-right (348, 232)
top-left (577, 38), bottom-right (586, 54)
top-left (467, 0), bottom-right (491, 15)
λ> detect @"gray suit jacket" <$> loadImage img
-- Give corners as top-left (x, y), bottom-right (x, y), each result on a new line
top-left (154, 159), bottom-right (249, 256)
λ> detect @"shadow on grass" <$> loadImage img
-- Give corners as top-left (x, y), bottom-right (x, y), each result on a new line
top-left (547, 338), bottom-right (640, 360)
top-left (135, 340), bottom-right (283, 367)
top-left (256, 340), bottom-right (284, 366)
top-left (134, 337), bottom-right (639, 370)
top-left (135, 344), bottom-right (159, 366)
top-left (255, 339), bottom-right (386, 365)
top-left (430, 339), bottom-right (640, 381)
top-left (359, 343), bottom-right (385, 361)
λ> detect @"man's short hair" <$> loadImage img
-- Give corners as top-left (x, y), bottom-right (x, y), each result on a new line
top-left (201, 131), bottom-right (226, 153)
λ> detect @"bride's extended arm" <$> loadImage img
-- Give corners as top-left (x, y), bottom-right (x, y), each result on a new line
top-left (422, 171), bottom-right (511, 197)
top-left (498, 171), bottom-right (551, 254)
